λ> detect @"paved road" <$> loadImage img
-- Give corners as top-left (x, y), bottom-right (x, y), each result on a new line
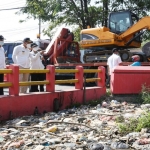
top-left (3, 84), bottom-right (77, 95)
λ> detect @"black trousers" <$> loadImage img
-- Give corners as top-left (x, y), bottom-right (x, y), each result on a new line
top-left (106, 75), bottom-right (111, 88)
top-left (0, 74), bottom-right (4, 95)
top-left (30, 73), bottom-right (45, 92)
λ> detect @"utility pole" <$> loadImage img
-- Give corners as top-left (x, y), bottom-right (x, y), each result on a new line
top-left (38, 17), bottom-right (41, 39)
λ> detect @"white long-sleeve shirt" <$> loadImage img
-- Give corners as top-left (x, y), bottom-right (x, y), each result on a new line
top-left (0, 47), bottom-right (6, 69)
top-left (12, 44), bottom-right (30, 68)
top-left (29, 51), bottom-right (44, 69)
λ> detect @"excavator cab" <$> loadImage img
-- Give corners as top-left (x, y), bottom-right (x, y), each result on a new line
top-left (108, 10), bottom-right (139, 34)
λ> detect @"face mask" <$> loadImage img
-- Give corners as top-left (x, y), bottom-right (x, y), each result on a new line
top-left (26, 43), bottom-right (31, 49)
top-left (33, 47), bottom-right (39, 52)
top-left (0, 41), bottom-right (4, 46)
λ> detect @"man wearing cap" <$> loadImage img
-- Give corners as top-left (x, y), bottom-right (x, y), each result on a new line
top-left (12, 38), bottom-right (33, 93)
top-left (107, 48), bottom-right (122, 87)
top-left (29, 43), bottom-right (45, 92)
top-left (0, 35), bottom-right (6, 95)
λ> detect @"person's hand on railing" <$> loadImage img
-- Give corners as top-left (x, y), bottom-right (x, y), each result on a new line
top-left (40, 50), bottom-right (45, 55)
top-left (37, 48), bottom-right (42, 51)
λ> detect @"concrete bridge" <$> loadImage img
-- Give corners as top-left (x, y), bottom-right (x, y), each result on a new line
top-left (1, 64), bottom-right (150, 121)
top-left (0, 65), bottom-right (106, 121)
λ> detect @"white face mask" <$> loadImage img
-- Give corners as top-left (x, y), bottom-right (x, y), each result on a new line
top-left (26, 43), bottom-right (31, 49)
top-left (33, 47), bottom-right (39, 52)
top-left (0, 41), bottom-right (4, 46)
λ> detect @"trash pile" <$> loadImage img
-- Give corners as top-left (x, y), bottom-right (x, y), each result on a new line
top-left (0, 100), bottom-right (150, 150)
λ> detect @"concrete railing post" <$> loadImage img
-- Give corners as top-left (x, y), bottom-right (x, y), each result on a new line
top-left (8, 64), bottom-right (19, 96)
top-left (97, 66), bottom-right (105, 87)
top-left (46, 65), bottom-right (55, 92)
top-left (75, 66), bottom-right (83, 89)
top-left (4, 65), bottom-right (10, 82)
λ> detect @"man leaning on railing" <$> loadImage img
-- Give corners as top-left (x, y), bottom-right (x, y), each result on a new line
top-left (0, 35), bottom-right (6, 95)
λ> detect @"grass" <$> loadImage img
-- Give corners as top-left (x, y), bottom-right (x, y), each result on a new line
top-left (117, 111), bottom-right (150, 134)
top-left (140, 84), bottom-right (150, 104)
top-left (117, 84), bottom-right (150, 135)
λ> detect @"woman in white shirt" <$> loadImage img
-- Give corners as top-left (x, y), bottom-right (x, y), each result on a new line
top-left (29, 43), bottom-right (45, 92)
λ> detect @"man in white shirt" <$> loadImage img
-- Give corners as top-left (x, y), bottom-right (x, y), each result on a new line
top-left (29, 43), bottom-right (45, 92)
top-left (107, 48), bottom-right (122, 87)
top-left (12, 38), bottom-right (33, 93)
top-left (0, 35), bottom-right (6, 95)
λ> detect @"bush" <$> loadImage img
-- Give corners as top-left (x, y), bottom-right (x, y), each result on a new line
top-left (117, 112), bottom-right (150, 134)
top-left (136, 112), bottom-right (150, 131)
top-left (141, 84), bottom-right (150, 104)
top-left (106, 89), bottom-right (111, 97)
top-left (115, 116), bottom-right (125, 123)
top-left (118, 118), bottom-right (138, 134)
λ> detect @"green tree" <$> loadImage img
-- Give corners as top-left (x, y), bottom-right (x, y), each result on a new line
top-left (20, 0), bottom-right (150, 40)
top-left (96, 0), bottom-right (150, 25)
top-left (20, 0), bottom-right (103, 30)
top-left (110, 0), bottom-right (150, 16)
top-left (95, 0), bottom-right (110, 26)
top-left (72, 27), bottom-right (81, 41)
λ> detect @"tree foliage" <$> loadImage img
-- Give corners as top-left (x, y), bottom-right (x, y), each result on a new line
top-left (20, 0), bottom-right (150, 39)
top-left (21, 0), bottom-right (103, 30)
top-left (110, 0), bottom-right (150, 17)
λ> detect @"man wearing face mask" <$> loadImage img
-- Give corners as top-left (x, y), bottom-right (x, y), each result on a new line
top-left (12, 37), bottom-right (33, 93)
top-left (130, 55), bottom-right (141, 66)
top-left (0, 35), bottom-right (6, 95)
top-left (29, 43), bottom-right (45, 92)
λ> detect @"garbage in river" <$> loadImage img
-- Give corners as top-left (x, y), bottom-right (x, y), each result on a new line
top-left (0, 99), bottom-right (150, 150)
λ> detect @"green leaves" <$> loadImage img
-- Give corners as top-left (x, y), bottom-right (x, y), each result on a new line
top-left (19, 0), bottom-right (150, 39)
top-left (118, 113), bottom-right (150, 134)
top-left (140, 84), bottom-right (150, 104)
top-left (20, 0), bottom-right (104, 34)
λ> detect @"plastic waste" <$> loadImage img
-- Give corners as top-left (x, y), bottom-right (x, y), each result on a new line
top-left (47, 126), bottom-right (57, 133)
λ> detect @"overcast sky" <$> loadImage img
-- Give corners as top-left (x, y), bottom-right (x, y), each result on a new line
top-left (0, 0), bottom-right (97, 42)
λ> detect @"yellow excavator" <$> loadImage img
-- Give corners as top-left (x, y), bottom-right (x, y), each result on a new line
top-left (80, 10), bottom-right (150, 63)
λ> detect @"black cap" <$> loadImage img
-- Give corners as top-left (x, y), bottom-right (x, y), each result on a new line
top-left (31, 43), bottom-right (38, 48)
top-left (112, 48), bottom-right (118, 53)
top-left (23, 38), bottom-right (33, 43)
top-left (0, 35), bottom-right (4, 40)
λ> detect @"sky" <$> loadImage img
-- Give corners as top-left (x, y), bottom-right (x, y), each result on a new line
top-left (0, 0), bottom-right (97, 42)
top-left (0, 0), bottom-right (49, 42)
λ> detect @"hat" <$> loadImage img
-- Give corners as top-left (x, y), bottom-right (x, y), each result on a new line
top-left (31, 43), bottom-right (38, 48)
top-left (23, 38), bottom-right (33, 43)
top-left (132, 55), bottom-right (140, 62)
top-left (112, 48), bottom-right (119, 53)
top-left (0, 35), bottom-right (4, 40)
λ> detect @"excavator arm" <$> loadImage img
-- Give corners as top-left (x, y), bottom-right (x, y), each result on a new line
top-left (119, 16), bottom-right (150, 39)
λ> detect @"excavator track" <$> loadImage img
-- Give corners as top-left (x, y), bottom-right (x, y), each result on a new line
top-left (83, 49), bottom-right (132, 63)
